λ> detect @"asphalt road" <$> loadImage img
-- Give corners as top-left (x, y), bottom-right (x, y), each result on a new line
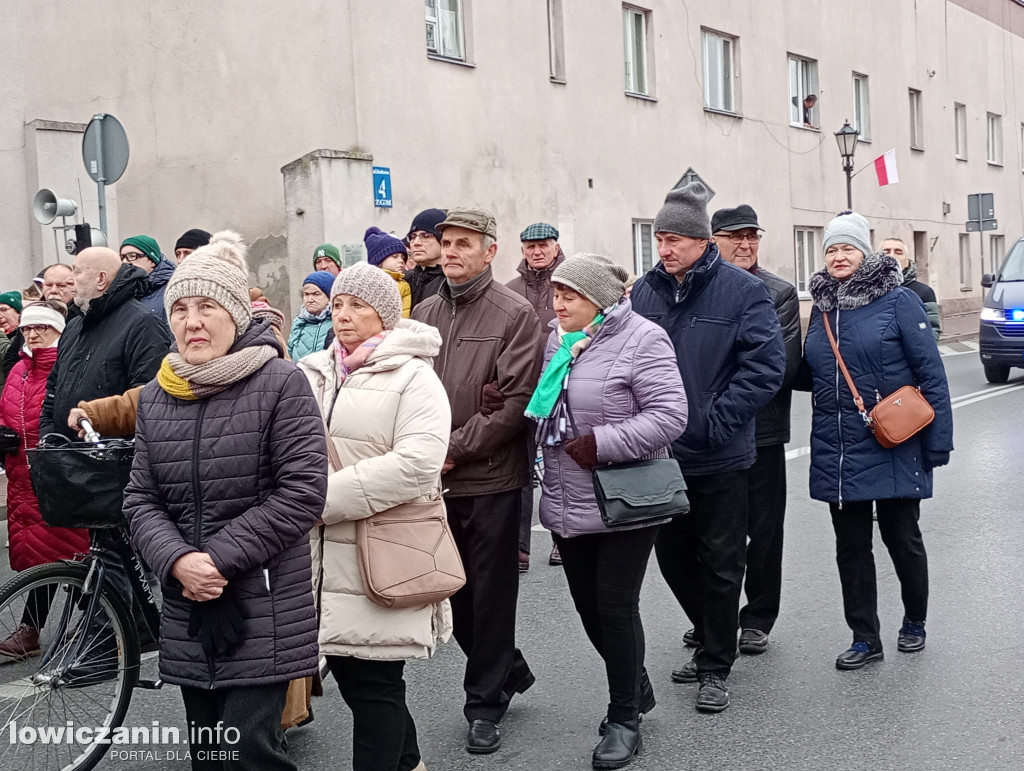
top-left (2, 345), bottom-right (1021, 771)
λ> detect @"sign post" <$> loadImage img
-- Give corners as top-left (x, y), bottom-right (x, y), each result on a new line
top-left (82, 114), bottom-right (130, 237)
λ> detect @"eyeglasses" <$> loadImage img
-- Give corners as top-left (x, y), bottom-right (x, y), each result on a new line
top-left (121, 251), bottom-right (148, 263)
top-left (716, 232), bottom-right (762, 244)
top-left (408, 232), bottom-right (436, 243)
top-left (21, 325), bottom-right (54, 336)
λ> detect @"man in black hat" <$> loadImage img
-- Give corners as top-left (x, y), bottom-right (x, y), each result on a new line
top-left (711, 204), bottom-right (801, 657)
top-left (173, 229), bottom-right (212, 262)
top-left (404, 208), bottom-right (447, 309)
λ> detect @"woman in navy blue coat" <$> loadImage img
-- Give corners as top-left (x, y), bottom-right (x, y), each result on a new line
top-left (800, 212), bottom-right (953, 671)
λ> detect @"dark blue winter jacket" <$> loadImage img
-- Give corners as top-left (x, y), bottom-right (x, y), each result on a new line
top-left (631, 245), bottom-right (785, 475)
top-left (802, 258), bottom-right (953, 504)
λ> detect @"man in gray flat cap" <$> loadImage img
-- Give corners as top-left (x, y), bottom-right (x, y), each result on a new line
top-left (413, 208), bottom-right (542, 755)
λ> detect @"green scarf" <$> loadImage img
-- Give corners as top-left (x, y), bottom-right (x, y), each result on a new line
top-left (525, 313), bottom-right (604, 420)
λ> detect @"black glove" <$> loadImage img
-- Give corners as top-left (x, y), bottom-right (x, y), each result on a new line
top-left (187, 586), bottom-right (246, 657)
top-left (565, 433), bottom-right (599, 470)
top-left (923, 450), bottom-right (950, 471)
top-left (0, 426), bottom-right (19, 455)
top-left (479, 381), bottom-right (505, 417)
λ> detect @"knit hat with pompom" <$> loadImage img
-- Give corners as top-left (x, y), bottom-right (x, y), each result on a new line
top-left (164, 230), bottom-right (252, 337)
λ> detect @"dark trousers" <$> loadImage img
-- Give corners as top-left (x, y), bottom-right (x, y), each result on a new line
top-left (180, 681), bottom-right (292, 771)
top-left (326, 655), bottom-right (420, 771)
top-left (740, 444), bottom-right (787, 634)
top-left (446, 489), bottom-right (533, 722)
top-left (518, 484), bottom-right (534, 554)
top-left (829, 498), bottom-right (929, 647)
top-left (555, 526), bottom-right (659, 723)
top-left (656, 469), bottom-right (748, 674)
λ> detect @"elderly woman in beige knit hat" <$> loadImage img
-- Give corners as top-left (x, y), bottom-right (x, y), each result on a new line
top-left (298, 262), bottom-right (450, 771)
top-left (123, 231), bottom-right (328, 771)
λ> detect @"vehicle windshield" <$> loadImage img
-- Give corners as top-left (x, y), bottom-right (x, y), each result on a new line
top-left (997, 239), bottom-right (1024, 281)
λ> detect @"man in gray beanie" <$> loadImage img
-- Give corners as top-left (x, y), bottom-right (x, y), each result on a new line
top-left (631, 182), bottom-right (785, 714)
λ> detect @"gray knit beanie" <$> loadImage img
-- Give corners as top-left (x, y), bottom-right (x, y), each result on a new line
top-left (552, 253), bottom-right (630, 310)
top-left (823, 211), bottom-right (873, 257)
top-left (653, 181), bottom-right (712, 239)
top-left (164, 230), bottom-right (251, 338)
top-left (330, 262), bottom-right (402, 330)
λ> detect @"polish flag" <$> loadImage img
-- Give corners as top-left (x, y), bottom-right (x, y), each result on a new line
top-left (874, 149), bottom-right (899, 186)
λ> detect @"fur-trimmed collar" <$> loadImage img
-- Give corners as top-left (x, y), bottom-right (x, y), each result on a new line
top-left (809, 252), bottom-right (902, 312)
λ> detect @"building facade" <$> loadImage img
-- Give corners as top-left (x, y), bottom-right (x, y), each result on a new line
top-left (2, 0), bottom-right (1023, 332)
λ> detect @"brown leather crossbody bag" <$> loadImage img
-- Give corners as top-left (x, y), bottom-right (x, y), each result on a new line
top-left (822, 313), bottom-right (935, 448)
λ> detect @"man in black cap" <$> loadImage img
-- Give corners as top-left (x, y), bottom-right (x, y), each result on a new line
top-left (631, 183), bottom-right (784, 714)
top-left (711, 204), bottom-right (801, 657)
top-left (404, 208), bottom-right (447, 309)
top-left (173, 228), bottom-right (212, 263)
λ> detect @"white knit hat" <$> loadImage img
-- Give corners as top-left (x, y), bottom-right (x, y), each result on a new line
top-left (164, 231), bottom-right (251, 337)
top-left (330, 262), bottom-right (402, 330)
top-left (19, 303), bottom-right (66, 334)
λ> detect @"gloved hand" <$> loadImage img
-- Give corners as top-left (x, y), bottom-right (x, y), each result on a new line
top-left (187, 586), bottom-right (246, 657)
top-left (480, 381), bottom-right (505, 417)
top-left (565, 433), bottom-right (599, 470)
top-left (923, 450), bottom-right (950, 471)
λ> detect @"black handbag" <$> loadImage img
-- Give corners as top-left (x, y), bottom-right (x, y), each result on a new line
top-left (565, 392), bottom-right (689, 528)
top-left (27, 433), bottom-right (135, 529)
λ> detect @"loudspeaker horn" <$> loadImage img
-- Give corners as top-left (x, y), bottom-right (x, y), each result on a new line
top-left (32, 189), bottom-right (78, 225)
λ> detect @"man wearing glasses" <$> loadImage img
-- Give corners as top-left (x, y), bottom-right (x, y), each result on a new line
top-left (404, 208), bottom-right (447, 309)
top-left (711, 205), bottom-right (801, 658)
top-left (38, 263), bottom-right (81, 320)
top-left (120, 235), bottom-right (176, 325)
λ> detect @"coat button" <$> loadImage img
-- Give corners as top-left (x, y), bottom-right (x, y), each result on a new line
top-left (915, 486), bottom-right (920, 491)
top-left (915, 471), bottom-right (919, 476)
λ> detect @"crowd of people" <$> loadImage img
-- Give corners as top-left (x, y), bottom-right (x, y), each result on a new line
top-left (0, 183), bottom-right (954, 771)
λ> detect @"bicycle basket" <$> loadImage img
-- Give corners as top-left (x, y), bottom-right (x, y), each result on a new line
top-left (27, 433), bottom-right (135, 529)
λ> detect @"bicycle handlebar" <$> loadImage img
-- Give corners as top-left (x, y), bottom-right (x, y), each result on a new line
top-left (77, 417), bottom-right (104, 446)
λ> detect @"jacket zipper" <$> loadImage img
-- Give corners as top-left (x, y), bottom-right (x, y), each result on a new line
top-left (439, 301), bottom-right (457, 380)
top-left (189, 400), bottom-right (217, 688)
top-left (834, 308), bottom-right (844, 510)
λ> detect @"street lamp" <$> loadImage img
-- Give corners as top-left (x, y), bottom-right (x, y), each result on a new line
top-left (835, 120), bottom-right (860, 210)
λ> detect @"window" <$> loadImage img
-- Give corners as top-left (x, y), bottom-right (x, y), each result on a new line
top-left (425, 0), bottom-right (464, 60)
top-left (959, 234), bottom-right (972, 287)
top-left (852, 73), bottom-right (871, 141)
top-left (632, 220), bottom-right (654, 274)
top-left (794, 227), bottom-right (820, 296)
top-left (702, 30), bottom-right (736, 113)
top-left (788, 55), bottom-right (818, 128)
top-left (548, 0), bottom-right (565, 82)
top-left (954, 103), bottom-right (967, 159)
top-left (990, 235), bottom-right (1005, 273)
top-left (987, 112), bottom-right (1003, 165)
top-left (1021, 124), bottom-right (1024, 171)
top-left (623, 6), bottom-right (649, 95)
top-left (909, 89), bottom-right (924, 149)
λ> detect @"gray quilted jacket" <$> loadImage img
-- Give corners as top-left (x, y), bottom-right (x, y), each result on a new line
top-left (124, 322), bottom-right (328, 689)
top-left (538, 300), bottom-right (689, 538)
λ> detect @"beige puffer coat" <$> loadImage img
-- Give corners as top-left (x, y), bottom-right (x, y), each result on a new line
top-left (298, 319), bottom-right (453, 661)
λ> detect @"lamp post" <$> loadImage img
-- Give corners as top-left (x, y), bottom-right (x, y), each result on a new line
top-left (834, 120), bottom-right (860, 210)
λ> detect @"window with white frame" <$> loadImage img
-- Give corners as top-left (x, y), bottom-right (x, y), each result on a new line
top-left (794, 227), bottom-right (820, 295)
top-left (548, 0), bottom-right (565, 82)
top-left (990, 235), bottom-right (1005, 273)
top-left (959, 234), bottom-right (972, 287)
top-left (623, 6), bottom-right (649, 95)
top-left (909, 89), bottom-right (924, 149)
top-left (852, 73), bottom-right (871, 141)
top-left (702, 30), bottom-right (736, 113)
top-left (1021, 124), bottom-right (1024, 171)
top-left (425, 0), bottom-right (464, 60)
top-left (987, 112), bottom-right (1003, 165)
top-left (788, 55), bottom-right (818, 127)
top-left (954, 103), bottom-right (967, 159)
top-left (632, 220), bottom-right (655, 274)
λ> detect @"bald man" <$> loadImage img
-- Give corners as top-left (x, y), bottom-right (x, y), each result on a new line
top-left (40, 247), bottom-right (170, 438)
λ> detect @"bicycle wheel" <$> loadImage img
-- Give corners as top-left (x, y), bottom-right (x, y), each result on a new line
top-left (0, 562), bottom-right (140, 771)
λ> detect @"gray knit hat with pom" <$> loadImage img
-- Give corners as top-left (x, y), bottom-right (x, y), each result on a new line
top-left (164, 230), bottom-right (252, 337)
top-left (552, 253), bottom-right (630, 310)
top-left (330, 262), bottom-right (403, 330)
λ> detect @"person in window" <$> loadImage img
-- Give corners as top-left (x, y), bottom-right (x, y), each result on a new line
top-left (797, 211), bottom-right (953, 670)
top-left (531, 253), bottom-right (687, 769)
top-left (803, 94), bottom-right (818, 127)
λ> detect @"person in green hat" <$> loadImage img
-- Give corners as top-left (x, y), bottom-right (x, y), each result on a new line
top-left (121, 235), bottom-right (176, 325)
top-left (0, 291), bottom-right (22, 336)
top-left (0, 290), bottom-right (23, 382)
top-left (313, 244), bottom-right (342, 277)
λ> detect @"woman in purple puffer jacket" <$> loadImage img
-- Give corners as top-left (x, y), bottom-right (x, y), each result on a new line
top-left (528, 253), bottom-right (687, 770)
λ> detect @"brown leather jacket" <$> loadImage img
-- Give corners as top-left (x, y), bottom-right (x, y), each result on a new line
top-left (412, 267), bottom-right (542, 497)
top-left (504, 251), bottom-right (564, 329)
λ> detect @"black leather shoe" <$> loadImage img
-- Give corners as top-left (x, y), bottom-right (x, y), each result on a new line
top-left (897, 620), bottom-right (926, 653)
top-left (670, 646), bottom-right (700, 683)
top-left (682, 627), bottom-right (698, 648)
top-left (600, 669), bottom-right (655, 735)
top-left (738, 628), bottom-right (769, 655)
top-left (835, 642), bottom-right (884, 670)
top-left (695, 672), bottom-right (729, 713)
top-left (466, 719), bottom-right (501, 754)
top-left (592, 719), bottom-right (641, 769)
